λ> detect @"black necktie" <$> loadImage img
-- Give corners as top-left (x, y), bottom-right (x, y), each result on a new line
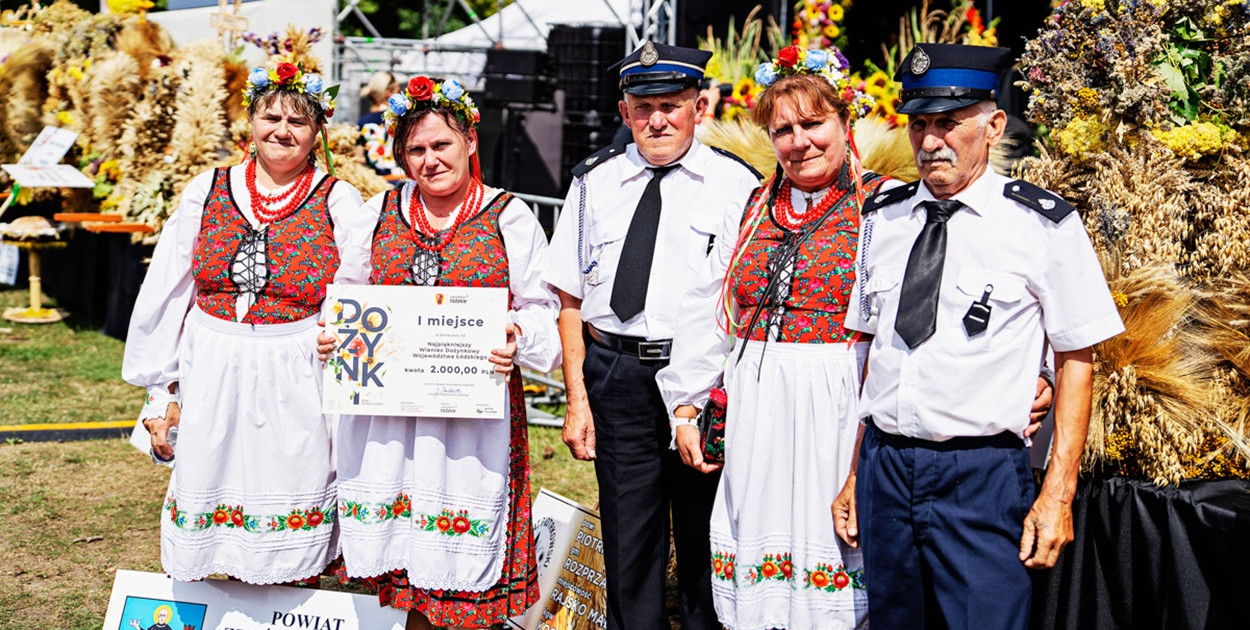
top-left (610, 165), bottom-right (676, 322)
top-left (894, 199), bottom-right (962, 349)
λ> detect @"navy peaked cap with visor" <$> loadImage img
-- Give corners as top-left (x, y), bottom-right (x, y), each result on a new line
top-left (613, 41), bottom-right (711, 96)
top-left (896, 43), bottom-right (1014, 115)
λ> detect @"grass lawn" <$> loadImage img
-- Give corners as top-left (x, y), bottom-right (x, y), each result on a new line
top-left (0, 287), bottom-right (602, 628)
top-left (0, 289), bottom-right (143, 425)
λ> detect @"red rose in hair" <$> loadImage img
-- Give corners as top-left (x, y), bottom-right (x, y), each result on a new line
top-left (408, 76), bottom-right (435, 101)
top-left (777, 46), bottom-right (801, 68)
top-left (275, 62), bottom-right (299, 84)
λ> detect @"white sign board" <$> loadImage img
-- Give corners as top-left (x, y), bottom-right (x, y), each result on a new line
top-left (1, 164), bottom-right (95, 189)
top-left (322, 284), bottom-right (508, 419)
top-left (508, 490), bottom-right (605, 630)
top-left (18, 126), bottom-right (79, 166)
top-left (102, 570), bottom-right (406, 630)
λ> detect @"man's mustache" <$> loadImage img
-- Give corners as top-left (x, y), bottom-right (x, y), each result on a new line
top-left (918, 147), bottom-right (958, 165)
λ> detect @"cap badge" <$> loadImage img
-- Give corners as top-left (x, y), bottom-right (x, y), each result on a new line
top-left (640, 41), bottom-right (660, 67)
top-left (911, 47), bottom-right (931, 76)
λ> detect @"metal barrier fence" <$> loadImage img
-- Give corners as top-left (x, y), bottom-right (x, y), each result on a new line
top-left (512, 191), bottom-right (568, 427)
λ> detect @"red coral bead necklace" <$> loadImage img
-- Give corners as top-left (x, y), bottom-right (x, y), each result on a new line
top-left (774, 176), bottom-right (838, 231)
top-left (409, 177), bottom-right (483, 252)
top-left (246, 158), bottom-right (315, 224)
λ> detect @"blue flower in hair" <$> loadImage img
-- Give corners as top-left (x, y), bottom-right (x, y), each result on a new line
top-left (303, 73), bottom-right (323, 96)
top-left (248, 67), bottom-right (269, 88)
top-left (442, 79), bottom-right (465, 102)
top-left (388, 93), bottom-right (409, 116)
top-left (804, 49), bottom-right (829, 71)
top-left (755, 63), bottom-right (778, 87)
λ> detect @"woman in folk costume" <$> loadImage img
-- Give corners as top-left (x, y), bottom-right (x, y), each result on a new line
top-left (322, 76), bottom-right (560, 629)
top-left (655, 45), bottom-right (884, 629)
top-left (122, 60), bottom-right (371, 584)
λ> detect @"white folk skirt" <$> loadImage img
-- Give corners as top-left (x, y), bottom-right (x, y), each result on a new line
top-left (160, 307), bottom-right (337, 584)
top-left (334, 404), bottom-right (511, 592)
top-left (711, 341), bottom-right (869, 630)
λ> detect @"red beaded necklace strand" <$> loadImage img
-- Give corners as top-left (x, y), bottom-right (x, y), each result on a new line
top-left (246, 158), bottom-right (315, 224)
top-left (773, 177), bottom-right (840, 231)
top-left (408, 177), bottom-right (484, 252)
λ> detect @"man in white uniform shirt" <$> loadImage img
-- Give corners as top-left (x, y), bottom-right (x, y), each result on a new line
top-left (544, 41), bottom-right (761, 629)
top-left (832, 44), bottom-right (1124, 630)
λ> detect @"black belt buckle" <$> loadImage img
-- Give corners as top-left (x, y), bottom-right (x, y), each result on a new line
top-left (637, 340), bottom-right (670, 362)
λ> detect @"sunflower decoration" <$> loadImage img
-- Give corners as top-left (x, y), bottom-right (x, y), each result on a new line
top-left (792, 0), bottom-right (853, 51)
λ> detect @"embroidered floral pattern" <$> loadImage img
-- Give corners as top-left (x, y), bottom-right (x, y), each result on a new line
top-left (804, 562), bottom-right (865, 592)
top-left (193, 167), bottom-right (341, 324)
top-left (370, 187), bottom-right (513, 294)
top-left (164, 496), bottom-right (335, 533)
top-left (733, 176), bottom-right (888, 343)
top-left (339, 493), bottom-right (411, 523)
top-left (712, 550), bottom-right (738, 582)
top-left (743, 552), bottom-right (795, 585)
top-left (418, 508), bottom-right (491, 537)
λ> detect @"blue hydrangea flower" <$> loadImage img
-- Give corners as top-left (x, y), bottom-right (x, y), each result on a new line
top-left (804, 49), bottom-right (829, 71)
top-left (248, 67), bottom-right (269, 88)
top-left (754, 63), bottom-right (778, 87)
top-left (388, 93), bottom-right (409, 116)
top-left (303, 73), bottom-right (323, 95)
top-left (441, 79), bottom-right (464, 102)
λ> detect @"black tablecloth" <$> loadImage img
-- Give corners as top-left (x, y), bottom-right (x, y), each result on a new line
top-left (1033, 476), bottom-right (1250, 630)
top-left (41, 228), bottom-right (148, 340)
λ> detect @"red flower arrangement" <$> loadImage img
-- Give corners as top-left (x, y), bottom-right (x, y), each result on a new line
top-left (275, 62), bottom-right (299, 84)
top-left (777, 45), bottom-right (801, 68)
top-left (408, 76), bottom-right (435, 101)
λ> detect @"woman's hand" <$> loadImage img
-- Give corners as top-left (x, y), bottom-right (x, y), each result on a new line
top-left (144, 402), bottom-right (181, 461)
top-left (316, 320), bottom-right (337, 362)
top-left (489, 323), bottom-right (519, 380)
top-left (676, 423), bottom-right (722, 474)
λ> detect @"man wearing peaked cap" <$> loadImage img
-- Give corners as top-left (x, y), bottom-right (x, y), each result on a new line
top-left (832, 43), bottom-right (1124, 629)
top-left (544, 40), bottom-right (760, 630)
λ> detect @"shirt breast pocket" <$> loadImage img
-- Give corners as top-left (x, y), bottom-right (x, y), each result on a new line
top-left (586, 214), bottom-right (630, 286)
top-left (955, 266), bottom-right (1025, 351)
top-left (687, 213), bottom-right (719, 268)
top-left (862, 264), bottom-right (905, 330)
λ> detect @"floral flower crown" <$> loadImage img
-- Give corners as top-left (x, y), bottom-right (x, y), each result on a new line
top-left (385, 76), bottom-right (481, 136)
top-left (754, 45), bottom-right (874, 119)
top-left (243, 61), bottom-right (338, 119)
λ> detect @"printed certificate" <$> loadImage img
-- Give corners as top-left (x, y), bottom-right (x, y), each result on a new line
top-left (322, 284), bottom-right (508, 419)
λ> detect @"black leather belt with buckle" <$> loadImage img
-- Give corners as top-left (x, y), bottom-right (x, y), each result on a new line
top-left (586, 325), bottom-right (672, 362)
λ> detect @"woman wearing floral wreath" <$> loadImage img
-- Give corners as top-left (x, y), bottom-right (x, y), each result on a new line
top-left (656, 45), bottom-right (883, 629)
top-left (320, 76), bottom-right (560, 629)
top-left (122, 60), bottom-right (371, 584)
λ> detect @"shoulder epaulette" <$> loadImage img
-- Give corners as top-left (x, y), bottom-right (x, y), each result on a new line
top-left (862, 181), bottom-right (919, 214)
top-left (570, 143), bottom-right (627, 178)
top-left (1003, 179), bottom-right (1075, 223)
top-left (710, 146), bottom-right (763, 180)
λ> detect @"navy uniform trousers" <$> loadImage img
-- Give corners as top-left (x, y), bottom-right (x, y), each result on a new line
top-left (582, 339), bottom-right (721, 630)
top-left (857, 422), bottom-right (1037, 630)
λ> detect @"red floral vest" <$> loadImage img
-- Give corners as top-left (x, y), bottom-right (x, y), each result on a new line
top-left (370, 188), bottom-right (513, 295)
top-left (192, 167), bottom-right (341, 323)
top-left (731, 175), bottom-right (888, 343)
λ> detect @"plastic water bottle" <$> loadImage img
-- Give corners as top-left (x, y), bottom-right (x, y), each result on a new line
top-left (150, 425), bottom-right (178, 467)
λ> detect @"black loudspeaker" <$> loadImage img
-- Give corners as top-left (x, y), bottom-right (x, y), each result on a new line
top-left (482, 49), bottom-right (557, 105)
top-left (548, 24), bottom-right (628, 188)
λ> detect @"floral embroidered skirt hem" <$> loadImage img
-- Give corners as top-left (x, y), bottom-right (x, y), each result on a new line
top-left (160, 309), bottom-right (338, 585)
top-left (711, 341), bottom-right (869, 630)
top-left (335, 376), bottom-right (538, 628)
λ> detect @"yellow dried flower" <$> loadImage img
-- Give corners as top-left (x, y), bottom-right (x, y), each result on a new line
top-left (1152, 122), bottom-right (1227, 160)
top-left (55, 110), bottom-right (79, 127)
top-left (823, 24), bottom-right (841, 39)
top-left (1080, 0), bottom-right (1106, 11)
top-left (828, 5), bottom-right (845, 21)
top-left (1112, 290), bottom-right (1129, 307)
top-left (1053, 116), bottom-right (1108, 157)
top-left (1075, 87), bottom-right (1100, 113)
